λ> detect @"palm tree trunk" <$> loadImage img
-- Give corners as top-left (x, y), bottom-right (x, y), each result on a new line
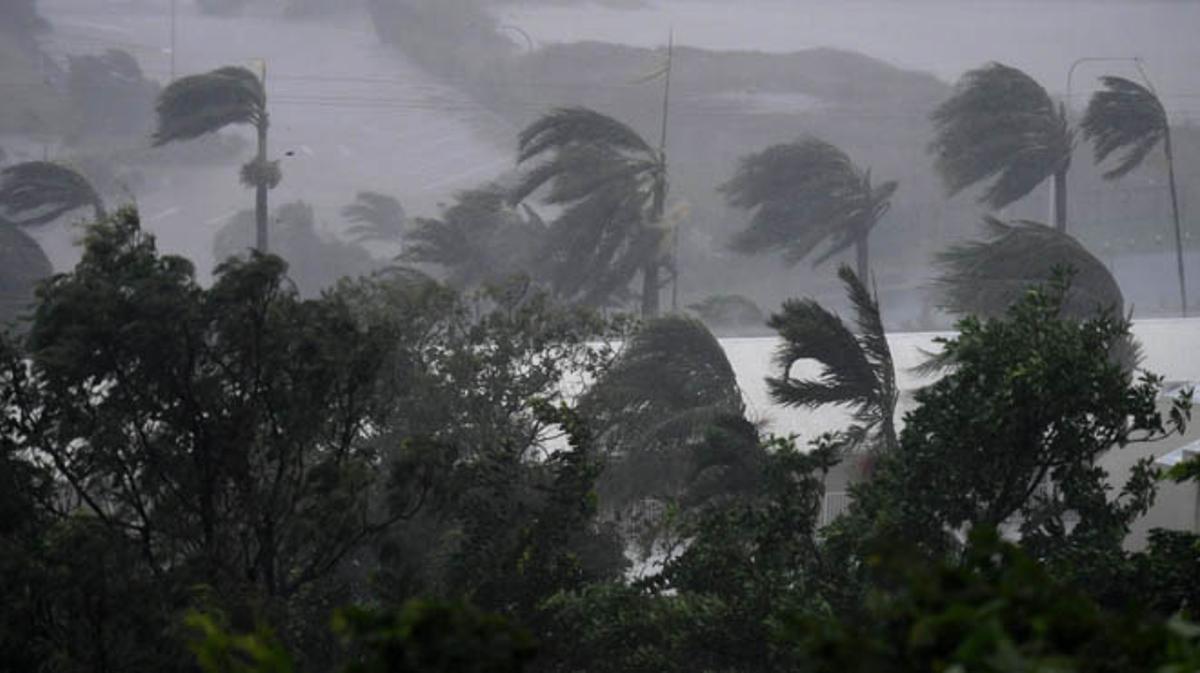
top-left (642, 171), bottom-right (667, 319)
top-left (855, 234), bottom-right (870, 284)
top-left (1164, 130), bottom-right (1188, 317)
top-left (1052, 166), bottom-right (1068, 233)
top-left (255, 120), bottom-right (269, 253)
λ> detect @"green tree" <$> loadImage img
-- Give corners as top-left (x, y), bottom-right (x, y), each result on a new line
top-left (0, 218), bottom-right (52, 324)
top-left (788, 527), bottom-right (1200, 673)
top-left (511, 107), bottom-right (668, 316)
top-left (402, 186), bottom-right (545, 290)
top-left (934, 216), bottom-right (1124, 320)
top-left (767, 266), bottom-right (898, 460)
top-left (343, 191), bottom-right (407, 245)
top-left (723, 138), bottom-right (897, 282)
top-left (0, 160), bottom-right (106, 225)
top-left (154, 66), bottom-right (275, 251)
top-left (836, 276), bottom-right (1189, 560)
top-left (930, 63), bottom-right (1074, 232)
top-left (580, 316), bottom-right (752, 548)
top-left (1082, 75), bottom-right (1189, 316)
top-left (5, 208), bottom-right (426, 618)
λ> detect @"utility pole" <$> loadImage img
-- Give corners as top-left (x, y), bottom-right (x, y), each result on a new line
top-left (170, 0), bottom-right (177, 80)
top-left (658, 31), bottom-right (678, 313)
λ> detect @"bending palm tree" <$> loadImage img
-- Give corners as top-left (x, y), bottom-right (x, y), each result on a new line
top-left (1082, 75), bottom-right (1188, 316)
top-left (0, 161), bottom-right (106, 225)
top-left (581, 315), bottom-right (753, 544)
top-left (342, 191), bottom-right (407, 244)
top-left (154, 66), bottom-right (275, 251)
top-left (767, 266), bottom-right (897, 459)
top-left (0, 218), bottom-right (53, 324)
top-left (402, 186), bottom-right (545, 289)
top-left (930, 63), bottom-right (1074, 232)
top-left (934, 216), bottom-right (1124, 320)
top-left (722, 138), bottom-right (897, 282)
top-left (511, 107), bottom-right (668, 317)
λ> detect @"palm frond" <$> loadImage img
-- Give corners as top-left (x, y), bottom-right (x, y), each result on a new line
top-left (511, 108), bottom-right (663, 307)
top-left (767, 266), bottom-right (897, 452)
top-left (0, 161), bottom-right (105, 226)
top-left (723, 138), bottom-right (894, 268)
top-left (343, 191), bottom-right (407, 243)
top-left (516, 107), bottom-right (654, 164)
top-left (154, 66), bottom-right (264, 145)
top-left (933, 216), bottom-right (1124, 319)
top-left (0, 219), bottom-right (53, 324)
top-left (1081, 75), bottom-right (1166, 180)
top-left (930, 62), bottom-right (1074, 209)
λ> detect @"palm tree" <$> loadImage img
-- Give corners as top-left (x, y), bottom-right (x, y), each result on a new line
top-left (511, 107), bottom-right (668, 317)
top-left (930, 63), bottom-right (1075, 232)
top-left (581, 315), bottom-right (753, 546)
top-left (342, 191), bottom-right (407, 244)
top-left (1082, 75), bottom-right (1188, 316)
top-left (933, 216), bottom-right (1124, 321)
top-left (0, 161), bottom-right (106, 226)
top-left (153, 66), bottom-right (275, 251)
top-left (767, 266), bottom-right (897, 459)
top-left (722, 138), bottom-right (897, 282)
top-left (402, 186), bottom-right (545, 289)
top-left (0, 218), bottom-right (53, 324)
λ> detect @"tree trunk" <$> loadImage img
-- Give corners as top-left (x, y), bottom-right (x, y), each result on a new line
top-left (1052, 165), bottom-right (1068, 233)
top-left (1164, 130), bottom-right (1188, 317)
top-left (255, 120), bottom-right (269, 253)
top-left (642, 171), bottom-right (667, 319)
top-left (641, 262), bottom-right (660, 319)
top-left (855, 234), bottom-right (870, 285)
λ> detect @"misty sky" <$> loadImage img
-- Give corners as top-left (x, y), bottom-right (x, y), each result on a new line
top-left (25, 0), bottom-right (1200, 278)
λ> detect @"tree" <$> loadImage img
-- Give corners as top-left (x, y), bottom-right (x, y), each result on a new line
top-left (214, 200), bottom-right (383, 297)
top-left (6, 207), bottom-right (427, 614)
top-left (788, 527), bottom-right (1200, 673)
top-left (511, 107), bottom-right (668, 316)
top-left (930, 63), bottom-right (1074, 232)
top-left (934, 216), bottom-right (1124, 320)
top-left (723, 138), bottom-right (897, 282)
top-left (580, 316), bottom-right (752, 546)
top-left (1082, 75), bottom-right (1189, 316)
top-left (838, 276), bottom-right (1189, 558)
top-left (0, 219), bottom-right (52, 324)
top-left (766, 266), bottom-right (898, 459)
top-left (343, 191), bottom-right (407, 244)
top-left (154, 66), bottom-right (275, 251)
top-left (402, 186), bottom-right (545, 290)
top-left (0, 160), bottom-right (106, 225)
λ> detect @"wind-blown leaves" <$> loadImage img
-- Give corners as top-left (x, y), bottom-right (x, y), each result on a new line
top-left (767, 266), bottom-right (897, 454)
top-left (517, 106), bottom-right (655, 164)
top-left (722, 138), bottom-right (896, 274)
top-left (513, 107), bottom-right (666, 309)
top-left (0, 161), bottom-right (106, 226)
top-left (582, 316), bottom-right (748, 515)
top-left (401, 186), bottom-right (545, 289)
top-left (0, 220), bottom-right (53, 324)
top-left (1081, 76), bottom-right (1167, 180)
top-left (930, 63), bottom-right (1074, 209)
top-left (934, 217), bottom-right (1123, 320)
top-left (153, 66), bottom-right (265, 144)
top-left (342, 191), bottom-right (407, 244)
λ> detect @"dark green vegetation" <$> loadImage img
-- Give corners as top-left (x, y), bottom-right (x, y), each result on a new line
top-left (4, 2), bottom-right (1200, 670)
top-left (2, 210), bottom-right (1198, 671)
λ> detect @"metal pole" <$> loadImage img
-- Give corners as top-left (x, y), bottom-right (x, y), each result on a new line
top-left (170, 0), bottom-right (177, 80)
